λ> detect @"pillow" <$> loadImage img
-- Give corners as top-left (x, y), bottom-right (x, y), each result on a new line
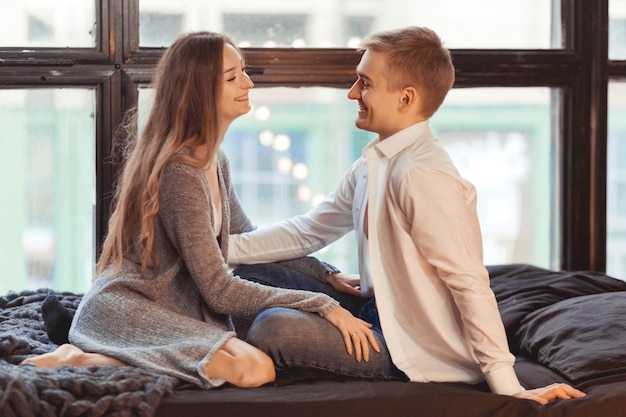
top-left (487, 264), bottom-right (626, 353)
top-left (516, 291), bottom-right (626, 383)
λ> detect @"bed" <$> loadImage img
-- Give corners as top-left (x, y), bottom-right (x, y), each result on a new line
top-left (3, 263), bottom-right (626, 417)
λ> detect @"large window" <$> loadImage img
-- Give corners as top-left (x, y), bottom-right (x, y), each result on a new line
top-left (608, 0), bottom-right (626, 279)
top-left (432, 88), bottom-right (556, 268)
top-left (139, 0), bottom-right (557, 49)
top-left (610, 0), bottom-right (626, 59)
top-left (0, 1), bottom-right (96, 47)
top-left (608, 82), bottom-right (626, 278)
top-left (140, 86), bottom-right (556, 273)
top-left (0, 1), bottom-right (620, 291)
top-left (0, 89), bottom-right (95, 293)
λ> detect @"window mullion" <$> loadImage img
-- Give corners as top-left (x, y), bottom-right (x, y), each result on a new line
top-left (559, 0), bottom-right (609, 271)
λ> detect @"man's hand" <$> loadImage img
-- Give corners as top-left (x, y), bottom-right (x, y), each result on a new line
top-left (326, 272), bottom-right (361, 296)
top-left (513, 383), bottom-right (586, 404)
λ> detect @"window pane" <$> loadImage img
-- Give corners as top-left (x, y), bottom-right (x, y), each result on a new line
top-left (140, 0), bottom-right (557, 49)
top-left (0, 1), bottom-right (96, 47)
top-left (608, 82), bottom-right (626, 279)
top-left (0, 89), bottom-right (95, 293)
top-left (610, 0), bottom-right (626, 59)
top-left (432, 88), bottom-right (556, 268)
top-left (139, 86), bottom-right (556, 272)
top-left (222, 88), bottom-right (365, 273)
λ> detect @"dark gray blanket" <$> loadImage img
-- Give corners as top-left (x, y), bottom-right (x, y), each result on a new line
top-left (6, 265), bottom-right (626, 417)
top-left (0, 290), bottom-right (179, 417)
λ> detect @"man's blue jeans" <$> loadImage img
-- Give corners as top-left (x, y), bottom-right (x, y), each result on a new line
top-left (233, 263), bottom-right (408, 381)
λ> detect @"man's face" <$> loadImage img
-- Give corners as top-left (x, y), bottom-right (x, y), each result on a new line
top-left (347, 50), bottom-right (404, 140)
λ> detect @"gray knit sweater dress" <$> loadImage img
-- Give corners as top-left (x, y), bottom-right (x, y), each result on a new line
top-left (68, 151), bottom-right (339, 388)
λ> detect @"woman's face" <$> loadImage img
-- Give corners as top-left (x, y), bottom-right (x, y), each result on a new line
top-left (219, 43), bottom-right (254, 125)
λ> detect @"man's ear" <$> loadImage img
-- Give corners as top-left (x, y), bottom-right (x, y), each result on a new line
top-left (398, 86), bottom-right (419, 111)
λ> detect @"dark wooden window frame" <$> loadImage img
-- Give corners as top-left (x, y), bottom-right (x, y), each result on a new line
top-left (0, 0), bottom-right (624, 271)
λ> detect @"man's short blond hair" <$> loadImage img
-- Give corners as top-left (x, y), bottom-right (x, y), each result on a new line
top-left (360, 26), bottom-right (455, 118)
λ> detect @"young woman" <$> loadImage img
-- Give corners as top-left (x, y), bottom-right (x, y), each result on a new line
top-left (23, 31), bottom-right (378, 389)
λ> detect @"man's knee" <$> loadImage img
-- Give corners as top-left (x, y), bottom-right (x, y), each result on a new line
top-left (246, 308), bottom-right (305, 352)
top-left (246, 307), bottom-right (344, 372)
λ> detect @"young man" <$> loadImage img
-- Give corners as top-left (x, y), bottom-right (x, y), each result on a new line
top-left (229, 26), bottom-right (584, 403)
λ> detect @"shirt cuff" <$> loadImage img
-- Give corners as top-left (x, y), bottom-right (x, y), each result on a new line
top-left (320, 261), bottom-right (341, 275)
top-left (484, 365), bottom-right (525, 396)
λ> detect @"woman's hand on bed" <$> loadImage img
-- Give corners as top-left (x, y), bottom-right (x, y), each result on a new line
top-left (324, 306), bottom-right (381, 361)
top-left (326, 272), bottom-right (361, 296)
top-left (513, 383), bottom-right (586, 404)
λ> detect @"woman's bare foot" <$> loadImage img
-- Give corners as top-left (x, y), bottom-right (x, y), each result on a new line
top-left (205, 337), bottom-right (276, 387)
top-left (22, 344), bottom-right (126, 369)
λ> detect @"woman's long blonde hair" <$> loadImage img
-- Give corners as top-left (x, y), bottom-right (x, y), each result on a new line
top-left (97, 31), bottom-right (237, 278)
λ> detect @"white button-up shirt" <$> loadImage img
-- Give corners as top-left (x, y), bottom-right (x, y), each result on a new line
top-left (229, 120), bottom-right (523, 396)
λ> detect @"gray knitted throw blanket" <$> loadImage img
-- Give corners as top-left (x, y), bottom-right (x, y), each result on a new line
top-left (0, 290), bottom-right (179, 417)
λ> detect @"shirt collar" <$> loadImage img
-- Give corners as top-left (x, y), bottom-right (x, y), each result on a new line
top-left (362, 120), bottom-right (430, 160)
